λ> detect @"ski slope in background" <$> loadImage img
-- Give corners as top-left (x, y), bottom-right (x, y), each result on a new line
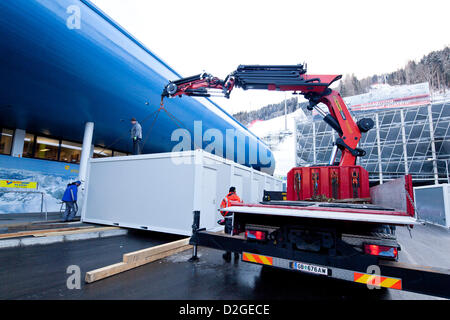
top-left (249, 108), bottom-right (306, 179)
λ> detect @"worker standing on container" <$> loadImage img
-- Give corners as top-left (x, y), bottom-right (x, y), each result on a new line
top-left (61, 181), bottom-right (81, 222)
top-left (220, 186), bottom-right (241, 262)
top-left (130, 117), bottom-right (143, 155)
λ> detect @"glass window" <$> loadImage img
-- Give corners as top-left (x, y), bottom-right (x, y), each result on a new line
top-left (386, 127), bottom-right (400, 142)
top-left (93, 147), bottom-right (112, 158)
top-left (364, 163), bottom-right (374, 173)
top-left (34, 136), bottom-right (59, 161)
top-left (0, 128), bottom-right (14, 155)
top-left (23, 133), bottom-right (35, 158)
top-left (60, 140), bottom-right (82, 163)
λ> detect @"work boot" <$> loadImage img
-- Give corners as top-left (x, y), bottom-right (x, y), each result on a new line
top-left (222, 252), bottom-right (231, 262)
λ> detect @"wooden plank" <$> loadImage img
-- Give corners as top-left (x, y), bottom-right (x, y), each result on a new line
top-left (85, 262), bottom-right (129, 283)
top-left (127, 244), bottom-right (192, 267)
top-left (85, 244), bottom-right (192, 283)
top-left (33, 227), bottom-right (118, 237)
top-left (0, 226), bottom-right (91, 239)
top-left (0, 222), bottom-right (32, 229)
top-left (123, 238), bottom-right (190, 263)
top-left (4, 221), bottom-right (80, 232)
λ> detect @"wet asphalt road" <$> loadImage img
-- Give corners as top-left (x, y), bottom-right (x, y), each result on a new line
top-left (0, 223), bottom-right (448, 300)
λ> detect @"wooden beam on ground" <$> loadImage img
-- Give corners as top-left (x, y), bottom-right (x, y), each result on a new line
top-left (0, 226), bottom-right (91, 239)
top-left (3, 221), bottom-right (79, 232)
top-left (33, 226), bottom-right (118, 237)
top-left (85, 238), bottom-right (192, 283)
top-left (0, 222), bottom-right (32, 230)
top-left (123, 238), bottom-right (190, 263)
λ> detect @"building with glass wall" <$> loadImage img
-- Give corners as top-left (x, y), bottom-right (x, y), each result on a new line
top-left (0, 128), bottom-right (129, 163)
top-left (1, 1), bottom-right (274, 214)
top-left (295, 85), bottom-right (449, 185)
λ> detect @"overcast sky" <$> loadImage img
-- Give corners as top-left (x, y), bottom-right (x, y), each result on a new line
top-left (92, 0), bottom-right (449, 114)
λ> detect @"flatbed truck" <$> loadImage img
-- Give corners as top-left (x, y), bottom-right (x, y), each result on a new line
top-left (161, 64), bottom-right (450, 299)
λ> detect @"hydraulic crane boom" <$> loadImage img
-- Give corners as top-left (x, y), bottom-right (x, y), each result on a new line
top-left (162, 64), bottom-right (374, 166)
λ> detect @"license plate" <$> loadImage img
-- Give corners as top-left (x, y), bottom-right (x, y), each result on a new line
top-left (290, 261), bottom-right (329, 276)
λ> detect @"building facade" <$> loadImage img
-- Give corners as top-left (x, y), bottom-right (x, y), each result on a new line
top-left (0, 0), bottom-right (274, 214)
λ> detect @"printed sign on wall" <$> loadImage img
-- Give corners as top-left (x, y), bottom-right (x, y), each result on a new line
top-left (0, 180), bottom-right (38, 189)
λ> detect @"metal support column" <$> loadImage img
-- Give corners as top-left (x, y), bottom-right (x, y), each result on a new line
top-left (284, 93), bottom-right (288, 131)
top-left (293, 117), bottom-right (298, 166)
top-left (11, 129), bottom-right (26, 158)
top-left (78, 122), bottom-right (94, 184)
top-left (444, 160), bottom-right (450, 184)
top-left (328, 134), bottom-right (338, 166)
top-left (427, 105), bottom-right (439, 184)
top-left (375, 114), bottom-right (383, 184)
top-left (189, 210), bottom-right (201, 262)
top-left (77, 122), bottom-right (94, 217)
top-left (400, 109), bottom-right (409, 175)
top-left (312, 122), bottom-right (317, 164)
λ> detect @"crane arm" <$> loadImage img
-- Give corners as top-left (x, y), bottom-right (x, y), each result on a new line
top-left (161, 64), bottom-right (373, 166)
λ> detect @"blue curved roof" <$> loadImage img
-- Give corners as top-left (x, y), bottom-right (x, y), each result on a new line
top-left (0, 0), bottom-right (274, 174)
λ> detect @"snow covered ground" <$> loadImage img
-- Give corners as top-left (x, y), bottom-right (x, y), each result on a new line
top-left (344, 82), bottom-right (430, 106)
top-left (431, 90), bottom-right (450, 103)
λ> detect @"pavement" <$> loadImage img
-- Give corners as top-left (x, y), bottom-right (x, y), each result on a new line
top-left (0, 230), bottom-right (182, 299)
top-left (0, 223), bottom-right (448, 300)
top-left (0, 214), bottom-right (126, 249)
top-left (0, 212), bottom-right (69, 227)
top-left (389, 223), bottom-right (450, 300)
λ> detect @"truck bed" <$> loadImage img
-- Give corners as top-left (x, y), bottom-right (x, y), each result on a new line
top-left (224, 202), bottom-right (418, 226)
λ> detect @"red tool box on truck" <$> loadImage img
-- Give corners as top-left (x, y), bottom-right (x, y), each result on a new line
top-left (286, 166), bottom-right (370, 201)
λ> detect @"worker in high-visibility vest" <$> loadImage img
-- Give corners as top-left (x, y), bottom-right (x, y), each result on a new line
top-left (219, 186), bottom-right (242, 262)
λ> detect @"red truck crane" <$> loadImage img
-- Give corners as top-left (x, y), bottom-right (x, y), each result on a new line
top-left (162, 65), bottom-right (450, 298)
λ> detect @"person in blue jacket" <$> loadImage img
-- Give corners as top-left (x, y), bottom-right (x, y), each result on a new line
top-left (62, 181), bottom-right (81, 222)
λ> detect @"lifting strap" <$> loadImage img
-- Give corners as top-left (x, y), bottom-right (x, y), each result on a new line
top-left (331, 170), bottom-right (339, 199)
top-left (294, 172), bottom-right (301, 200)
top-left (312, 171), bottom-right (319, 197)
top-left (352, 170), bottom-right (360, 198)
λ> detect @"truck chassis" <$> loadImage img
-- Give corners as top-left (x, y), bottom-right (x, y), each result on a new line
top-left (189, 209), bottom-right (450, 299)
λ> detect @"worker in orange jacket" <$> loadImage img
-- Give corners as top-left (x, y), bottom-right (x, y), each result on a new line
top-left (220, 186), bottom-right (241, 262)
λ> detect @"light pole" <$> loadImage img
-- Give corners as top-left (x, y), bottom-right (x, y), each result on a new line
top-left (284, 92), bottom-right (287, 131)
